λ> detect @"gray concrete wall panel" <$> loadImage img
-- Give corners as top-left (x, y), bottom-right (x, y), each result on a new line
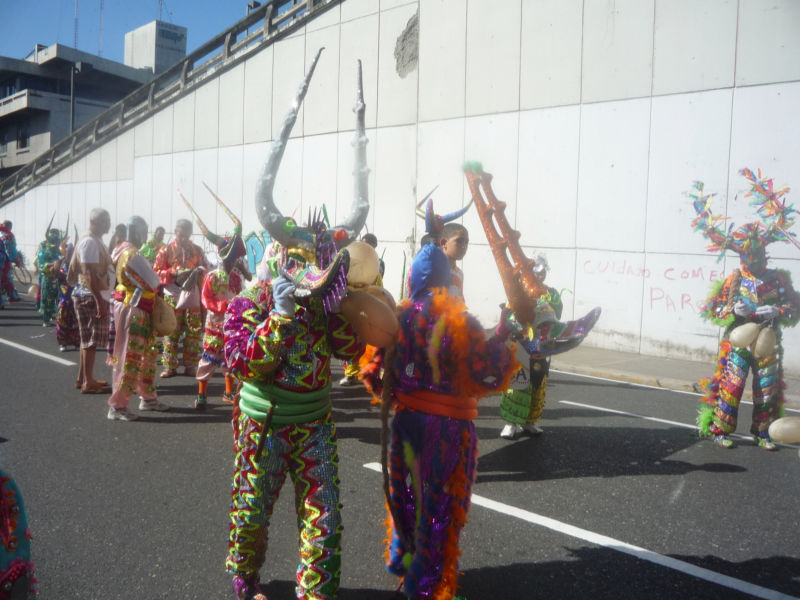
top-left (194, 79), bottom-right (220, 150)
top-left (243, 48), bottom-right (273, 145)
top-left (339, 15), bottom-right (379, 130)
top-left (418, 0), bottom-right (466, 122)
top-left (218, 64), bottom-right (245, 147)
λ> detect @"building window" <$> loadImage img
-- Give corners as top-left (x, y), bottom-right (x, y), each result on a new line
top-left (0, 130), bottom-right (7, 154)
top-left (17, 121), bottom-right (29, 149)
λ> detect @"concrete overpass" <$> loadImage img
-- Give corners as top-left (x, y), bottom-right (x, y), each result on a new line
top-left (2, 0), bottom-right (800, 371)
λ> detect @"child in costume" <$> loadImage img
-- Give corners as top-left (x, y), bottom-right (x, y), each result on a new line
top-left (691, 169), bottom-right (800, 450)
top-left (34, 222), bottom-right (62, 326)
top-left (364, 242), bottom-right (517, 600)
top-left (223, 49), bottom-right (371, 600)
top-left (55, 228), bottom-right (80, 351)
top-left (181, 186), bottom-right (250, 409)
top-left (499, 255), bottom-right (564, 439)
top-left (107, 216), bottom-right (169, 421)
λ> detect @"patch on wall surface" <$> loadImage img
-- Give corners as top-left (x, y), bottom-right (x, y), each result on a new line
top-left (394, 11), bottom-right (419, 78)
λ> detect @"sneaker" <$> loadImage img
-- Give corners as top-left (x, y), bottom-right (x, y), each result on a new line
top-left (713, 434), bottom-right (734, 449)
top-left (59, 345), bottom-right (67, 352)
top-left (500, 423), bottom-right (523, 440)
top-left (523, 423), bottom-right (544, 436)
top-left (107, 407), bottom-right (139, 421)
top-left (222, 393), bottom-right (236, 404)
top-left (138, 398), bottom-right (169, 412)
top-left (194, 394), bottom-right (207, 410)
top-left (338, 375), bottom-right (359, 386)
top-left (160, 368), bottom-right (177, 378)
top-left (754, 435), bottom-right (777, 451)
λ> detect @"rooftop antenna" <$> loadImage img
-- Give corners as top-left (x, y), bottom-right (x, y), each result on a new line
top-left (73, 0), bottom-right (78, 48)
top-left (98, 0), bottom-right (104, 56)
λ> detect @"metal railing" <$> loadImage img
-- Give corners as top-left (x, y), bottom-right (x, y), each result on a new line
top-left (0, 0), bottom-right (341, 207)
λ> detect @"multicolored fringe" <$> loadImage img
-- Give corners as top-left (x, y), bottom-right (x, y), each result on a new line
top-left (161, 305), bottom-right (203, 369)
top-left (385, 410), bottom-right (476, 600)
top-left (227, 412), bottom-right (342, 600)
top-left (116, 311), bottom-right (158, 397)
top-left (55, 282), bottom-right (80, 346)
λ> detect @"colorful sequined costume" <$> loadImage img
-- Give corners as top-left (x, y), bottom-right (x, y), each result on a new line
top-left (153, 234), bottom-right (206, 372)
top-left (196, 268), bottom-right (244, 403)
top-left (34, 230), bottom-right (62, 324)
top-left (692, 169), bottom-right (800, 449)
top-left (367, 243), bottom-right (517, 600)
top-left (55, 241), bottom-right (80, 349)
top-left (0, 469), bottom-right (37, 600)
top-left (499, 274), bottom-right (563, 437)
top-left (0, 223), bottom-right (20, 305)
top-left (180, 185), bottom-right (250, 408)
top-left (224, 281), bottom-right (363, 599)
top-left (108, 237), bottom-right (163, 412)
top-left (223, 48), bottom-right (374, 600)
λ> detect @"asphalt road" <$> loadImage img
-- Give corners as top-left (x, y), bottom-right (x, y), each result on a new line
top-left (2, 296), bottom-right (799, 600)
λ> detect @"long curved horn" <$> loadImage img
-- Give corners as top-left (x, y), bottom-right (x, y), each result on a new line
top-left (203, 182), bottom-right (242, 234)
top-left (64, 214), bottom-right (70, 240)
top-left (256, 47), bottom-right (325, 246)
top-left (441, 197), bottom-right (473, 223)
top-left (45, 211), bottom-right (55, 239)
top-left (178, 188), bottom-right (223, 246)
top-left (332, 58), bottom-right (369, 243)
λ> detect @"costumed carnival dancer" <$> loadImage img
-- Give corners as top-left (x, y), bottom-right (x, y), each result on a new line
top-left (180, 185), bottom-right (251, 410)
top-left (107, 216), bottom-right (171, 421)
top-left (691, 168), bottom-right (800, 450)
top-left (55, 224), bottom-right (81, 351)
top-left (153, 217), bottom-right (207, 378)
top-left (461, 163), bottom-right (601, 446)
top-left (0, 467), bottom-right (38, 599)
top-left (498, 255), bottom-right (563, 439)
top-left (0, 221), bottom-right (21, 306)
top-left (34, 216), bottom-right (63, 326)
top-left (360, 241), bottom-right (518, 600)
top-left (223, 50), bottom-right (389, 600)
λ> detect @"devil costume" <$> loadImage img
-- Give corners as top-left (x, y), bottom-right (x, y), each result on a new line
top-left (692, 169), bottom-right (800, 450)
top-left (0, 223), bottom-right (20, 306)
top-left (0, 469), bottom-right (37, 599)
top-left (35, 225), bottom-right (62, 325)
top-left (181, 185), bottom-right (250, 409)
top-left (361, 243), bottom-right (516, 600)
top-left (223, 50), bottom-right (370, 600)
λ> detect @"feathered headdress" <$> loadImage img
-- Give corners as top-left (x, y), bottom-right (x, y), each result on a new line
top-left (690, 168), bottom-right (796, 263)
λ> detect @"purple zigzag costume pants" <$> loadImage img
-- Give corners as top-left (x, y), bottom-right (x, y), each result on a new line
top-left (386, 409), bottom-right (477, 599)
top-left (227, 412), bottom-right (342, 600)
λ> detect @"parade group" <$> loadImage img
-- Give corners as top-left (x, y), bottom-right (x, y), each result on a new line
top-left (2, 50), bottom-right (800, 600)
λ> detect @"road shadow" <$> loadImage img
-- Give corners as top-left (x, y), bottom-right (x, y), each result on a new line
top-left (475, 425), bottom-right (744, 483)
top-left (455, 546), bottom-right (798, 599)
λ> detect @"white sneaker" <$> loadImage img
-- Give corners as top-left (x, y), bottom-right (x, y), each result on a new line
top-left (138, 398), bottom-right (169, 412)
top-left (523, 423), bottom-right (544, 436)
top-left (500, 423), bottom-right (523, 440)
top-left (107, 407), bottom-right (139, 421)
top-left (339, 375), bottom-right (359, 386)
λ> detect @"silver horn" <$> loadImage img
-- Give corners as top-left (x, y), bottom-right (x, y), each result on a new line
top-left (255, 47), bottom-right (325, 246)
top-left (332, 59), bottom-right (370, 244)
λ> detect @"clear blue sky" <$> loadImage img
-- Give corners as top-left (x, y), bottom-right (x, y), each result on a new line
top-left (0, 0), bottom-right (258, 63)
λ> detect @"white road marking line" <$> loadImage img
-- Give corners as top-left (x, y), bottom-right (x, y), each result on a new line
top-left (559, 400), bottom-right (799, 449)
top-left (551, 369), bottom-right (800, 414)
top-left (363, 462), bottom-right (799, 600)
top-left (0, 336), bottom-right (77, 366)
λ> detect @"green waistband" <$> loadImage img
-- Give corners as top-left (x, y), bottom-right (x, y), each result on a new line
top-left (239, 381), bottom-right (332, 425)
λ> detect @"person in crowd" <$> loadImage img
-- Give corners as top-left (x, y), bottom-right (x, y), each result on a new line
top-left (153, 218), bottom-right (207, 378)
top-left (139, 226), bottom-right (166, 264)
top-left (70, 208), bottom-right (112, 394)
top-left (106, 216), bottom-right (170, 421)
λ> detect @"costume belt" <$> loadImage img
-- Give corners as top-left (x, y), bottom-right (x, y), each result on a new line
top-left (115, 284), bottom-right (156, 307)
top-left (395, 389), bottom-right (478, 420)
